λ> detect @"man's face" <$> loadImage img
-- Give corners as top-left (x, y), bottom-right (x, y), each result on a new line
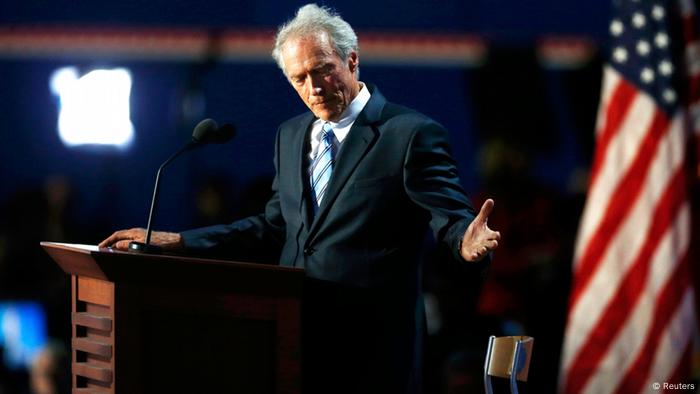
top-left (281, 32), bottom-right (359, 122)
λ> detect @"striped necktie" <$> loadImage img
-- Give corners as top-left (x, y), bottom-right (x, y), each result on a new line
top-left (310, 123), bottom-right (335, 208)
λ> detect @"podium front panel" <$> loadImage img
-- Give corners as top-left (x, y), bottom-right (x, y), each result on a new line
top-left (42, 243), bottom-right (302, 394)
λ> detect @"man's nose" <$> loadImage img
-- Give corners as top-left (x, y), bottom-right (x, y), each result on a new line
top-left (308, 76), bottom-right (324, 95)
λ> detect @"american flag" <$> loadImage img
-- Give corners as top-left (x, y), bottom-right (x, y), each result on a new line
top-left (559, 0), bottom-right (698, 393)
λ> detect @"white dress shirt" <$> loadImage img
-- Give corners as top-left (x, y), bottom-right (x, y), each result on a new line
top-left (308, 82), bottom-right (371, 160)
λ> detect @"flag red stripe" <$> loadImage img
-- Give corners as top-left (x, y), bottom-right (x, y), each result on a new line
top-left (564, 166), bottom-right (687, 394)
top-left (589, 79), bottom-right (638, 187)
top-left (568, 109), bottom-right (670, 314)
top-left (613, 249), bottom-right (691, 393)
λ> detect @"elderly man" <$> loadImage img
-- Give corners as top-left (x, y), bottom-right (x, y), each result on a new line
top-left (101, 4), bottom-right (499, 393)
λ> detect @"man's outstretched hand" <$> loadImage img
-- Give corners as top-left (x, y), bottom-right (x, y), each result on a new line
top-left (98, 228), bottom-right (183, 251)
top-left (460, 199), bottom-right (500, 262)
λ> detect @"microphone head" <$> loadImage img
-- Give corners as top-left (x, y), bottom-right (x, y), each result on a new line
top-left (192, 118), bottom-right (236, 144)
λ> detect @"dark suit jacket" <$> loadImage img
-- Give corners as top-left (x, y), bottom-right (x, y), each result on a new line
top-left (181, 85), bottom-right (479, 393)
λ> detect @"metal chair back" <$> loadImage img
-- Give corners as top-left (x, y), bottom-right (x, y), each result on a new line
top-left (484, 335), bottom-right (534, 394)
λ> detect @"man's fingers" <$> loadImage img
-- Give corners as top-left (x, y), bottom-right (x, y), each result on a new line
top-left (472, 245), bottom-right (490, 260)
top-left (98, 231), bottom-right (121, 248)
top-left (99, 231), bottom-right (124, 248)
top-left (98, 228), bottom-right (145, 249)
top-left (484, 230), bottom-right (501, 242)
top-left (115, 240), bottom-right (132, 251)
top-left (487, 239), bottom-right (498, 250)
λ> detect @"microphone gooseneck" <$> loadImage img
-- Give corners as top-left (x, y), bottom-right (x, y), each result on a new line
top-left (128, 119), bottom-right (236, 254)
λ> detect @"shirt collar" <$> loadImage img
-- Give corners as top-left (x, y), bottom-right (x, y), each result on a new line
top-left (322, 82), bottom-right (370, 130)
top-left (309, 82), bottom-right (371, 156)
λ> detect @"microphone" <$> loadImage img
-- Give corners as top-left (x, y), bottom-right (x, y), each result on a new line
top-left (128, 119), bottom-right (236, 253)
top-left (192, 118), bottom-right (236, 144)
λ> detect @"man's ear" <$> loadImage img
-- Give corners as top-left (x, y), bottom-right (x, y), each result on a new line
top-left (348, 51), bottom-right (359, 73)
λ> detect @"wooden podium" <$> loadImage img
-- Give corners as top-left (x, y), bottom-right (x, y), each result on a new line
top-left (41, 242), bottom-right (304, 394)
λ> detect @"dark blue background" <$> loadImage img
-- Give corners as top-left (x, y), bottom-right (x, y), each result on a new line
top-left (0, 1), bottom-right (609, 40)
top-left (0, 0), bottom-right (610, 233)
top-left (0, 2), bottom-right (613, 392)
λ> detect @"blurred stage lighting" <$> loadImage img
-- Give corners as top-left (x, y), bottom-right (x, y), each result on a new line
top-left (50, 67), bottom-right (134, 148)
top-left (0, 301), bottom-right (47, 371)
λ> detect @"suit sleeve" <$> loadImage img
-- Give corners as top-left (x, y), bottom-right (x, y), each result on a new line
top-left (180, 128), bottom-right (286, 261)
top-left (403, 120), bottom-right (479, 263)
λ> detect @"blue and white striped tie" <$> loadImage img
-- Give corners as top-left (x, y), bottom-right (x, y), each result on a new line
top-left (310, 123), bottom-right (335, 208)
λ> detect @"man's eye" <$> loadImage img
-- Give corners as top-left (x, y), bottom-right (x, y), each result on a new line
top-left (311, 66), bottom-right (332, 76)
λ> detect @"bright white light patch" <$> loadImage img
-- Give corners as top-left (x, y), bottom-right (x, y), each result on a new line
top-left (51, 67), bottom-right (134, 147)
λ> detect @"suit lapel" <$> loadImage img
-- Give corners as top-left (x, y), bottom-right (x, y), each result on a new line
top-left (293, 114), bottom-right (316, 231)
top-left (306, 86), bottom-right (386, 242)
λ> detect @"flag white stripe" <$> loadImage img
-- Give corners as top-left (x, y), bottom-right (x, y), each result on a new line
top-left (574, 83), bottom-right (658, 265)
top-left (595, 66), bottom-right (623, 138)
top-left (561, 112), bottom-right (684, 374)
top-left (580, 203), bottom-right (690, 394)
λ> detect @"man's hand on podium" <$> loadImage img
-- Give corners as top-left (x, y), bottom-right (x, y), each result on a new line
top-left (98, 228), bottom-right (184, 251)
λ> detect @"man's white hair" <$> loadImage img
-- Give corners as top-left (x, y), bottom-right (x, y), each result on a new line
top-left (272, 4), bottom-right (359, 76)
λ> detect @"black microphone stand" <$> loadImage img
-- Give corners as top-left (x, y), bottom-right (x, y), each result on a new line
top-left (128, 140), bottom-right (199, 254)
